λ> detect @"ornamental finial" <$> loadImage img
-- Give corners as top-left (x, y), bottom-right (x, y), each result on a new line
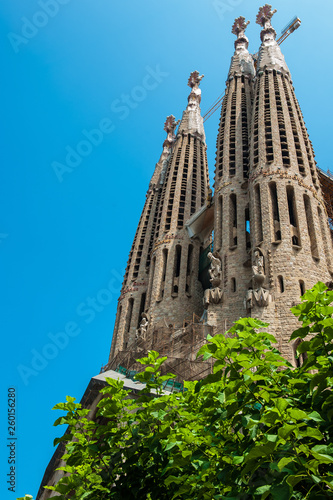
top-left (232, 16), bottom-right (250, 37)
top-left (188, 71), bottom-right (204, 90)
top-left (164, 115), bottom-right (180, 134)
top-left (256, 4), bottom-right (277, 28)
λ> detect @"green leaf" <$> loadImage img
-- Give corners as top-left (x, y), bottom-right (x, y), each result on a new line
top-left (278, 456), bottom-right (295, 471)
top-left (271, 483), bottom-right (291, 500)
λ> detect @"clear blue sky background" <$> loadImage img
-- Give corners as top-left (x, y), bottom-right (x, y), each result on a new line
top-left (0, 1), bottom-right (332, 498)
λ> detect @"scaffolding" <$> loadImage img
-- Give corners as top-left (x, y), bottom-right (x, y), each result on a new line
top-left (102, 315), bottom-right (214, 385)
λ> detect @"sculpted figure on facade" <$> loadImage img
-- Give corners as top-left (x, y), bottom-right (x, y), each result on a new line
top-left (252, 250), bottom-right (265, 286)
top-left (204, 252), bottom-right (223, 307)
top-left (208, 252), bottom-right (222, 287)
top-left (249, 249), bottom-right (270, 308)
top-left (136, 313), bottom-right (149, 341)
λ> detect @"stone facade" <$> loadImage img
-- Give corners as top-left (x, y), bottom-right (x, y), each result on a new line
top-left (109, 71), bottom-right (211, 360)
top-left (37, 6), bottom-right (333, 499)
top-left (109, 6), bottom-right (333, 370)
top-left (208, 7), bottom-right (333, 366)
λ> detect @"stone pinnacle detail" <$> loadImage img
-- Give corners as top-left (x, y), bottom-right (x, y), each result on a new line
top-left (163, 115), bottom-right (180, 150)
top-left (255, 5), bottom-right (290, 75)
top-left (232, 16), bottom-right (250, 49)
top-left (256, 4), bottom-right (277, 27)
top-left (187, 71), bottom-right (204, 106)
top-left (256, 4), bottom-right (277, 41)
top-left (228, 17), bottom-right (254, 80)
top-left (178, 71), bottom-right (205, 139)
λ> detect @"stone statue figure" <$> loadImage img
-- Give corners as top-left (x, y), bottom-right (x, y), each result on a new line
top-left (252, 250), bottom-right (265, 287)
top-left (208, 252), bottom-right (222, 287)
top-left (136, 313), bottom-right (149, 341)
top-left (247, 249), bottom-right (270, 308)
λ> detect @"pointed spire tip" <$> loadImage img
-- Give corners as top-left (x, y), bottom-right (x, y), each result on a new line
top-left (256, 5), bottom-right (277, 27)
top-left (188, 71), bottom-right (204, 89)
top-left (232, 16), bottom-right (250, 37)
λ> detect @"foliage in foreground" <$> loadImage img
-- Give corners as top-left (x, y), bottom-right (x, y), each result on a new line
top-left (29, 283), bottom-right (333, 499)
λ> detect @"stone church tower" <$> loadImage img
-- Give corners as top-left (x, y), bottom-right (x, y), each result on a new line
top-left (207, 7), bottom-right (333, 363)
top-left (37, 6), bottom-right (333, 498)
top-left (108, 114), bottom-right (179, 360)
top-left (108, 5), bottom-right (333, 371)
top-left (109, 71), bottom-right (211, 364)
top-left (247, 6), bottom-right (332, 360)
top-left (145, 71), bottom-right (210, 329)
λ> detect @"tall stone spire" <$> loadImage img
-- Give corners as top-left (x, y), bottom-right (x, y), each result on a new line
top-left (109, 116), bottom-right (178, 359)
top-left (247, 5), bottom-right (333, 361)
top-left (228, 16), bottom-right (255, 79)
top-left (146, 71), bottom-right (210, 329)
top-left (177, 71), bottom-right (205, 140)
top-left (209, 17), bottom-right (254, 330)
top-left (256, 4), bottom-right (290, 75)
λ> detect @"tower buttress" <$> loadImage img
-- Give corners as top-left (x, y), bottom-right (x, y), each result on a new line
top-left (109, 116), bottom-right (178, 360)
top-left (147, 72), bottom-right (210, 328)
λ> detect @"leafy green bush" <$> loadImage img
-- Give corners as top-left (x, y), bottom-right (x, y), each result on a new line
top-left (37, 282), bottom-right (333, 499)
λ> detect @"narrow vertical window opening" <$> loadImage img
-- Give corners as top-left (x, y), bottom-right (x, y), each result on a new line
top-left (299, 280), bottom-right (305, 296)
top-left (304, 194), bottom-right (319, 259)
top-left (186, 244), bottom-right (194, 295)
top-left (278, 275), bottom-right (284, 293)
top-left (286, 185), bottom-right (300, 246)
top-left (269, 182), bottom-right (281, 242)
top-left (254, 184), bottom-right (263, 244)
top-left (125, 298), bottom-right (134, 334)
top-left (230, 193), bottom-right (237, 247)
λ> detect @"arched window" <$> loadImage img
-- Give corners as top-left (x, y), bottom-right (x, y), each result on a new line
top-left (278, 275), bottom-right (284, 293)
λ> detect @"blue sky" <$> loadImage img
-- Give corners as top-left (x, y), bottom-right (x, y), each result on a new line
top-left (0, 1), bottom-right (332, 498)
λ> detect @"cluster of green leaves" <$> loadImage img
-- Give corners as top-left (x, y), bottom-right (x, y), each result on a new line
top-left (26, 282), bottom-right (333, 499)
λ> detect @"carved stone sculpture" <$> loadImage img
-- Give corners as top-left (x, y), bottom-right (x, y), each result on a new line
top-left (203, 287), bottom-right (223, 308)
top-left (187, 71), bottom-right (204, 108)
top-left (136, 313), bottom-right (149, 340)
top-left (256, 4), bottom-right (277, 29)
top-left (232, 16), bottom-right (250, 37)
top-left (249, 249), bottom-right (271, 308)
top-left (252, 250), bottom-right (265, 287)
top-left (208, 251), bottom-right (222, 288)
top-left (253, 287), bottom-right (270, 307)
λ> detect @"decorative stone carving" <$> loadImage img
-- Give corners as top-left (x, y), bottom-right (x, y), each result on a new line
top-left (136, 313), bottom-right (149, 340)
top-left (163, 115), bottom-right (180, 150)
top-left (204, 252), bottom-right (223, 308)
top-left (187, 71), bottom-right (204, 107)
top-left (232, 16), bottom-right (250, 37)
top-left (208, 251), bottom-right (222, 288)
top-left (228, 16), bottom-right (254, 80)
top-left (252, 249), bottom-right (265, 287)
top-left (188, 70), bottom-right (204, 90)
top-left (253, 287), bottom-right (270, 307)
top-left (250, 249), bottom-right (271, 308)
top-left (203, 287), bottom-right (223, 308)
top-left (256, 4), bottom-right (277, 29)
